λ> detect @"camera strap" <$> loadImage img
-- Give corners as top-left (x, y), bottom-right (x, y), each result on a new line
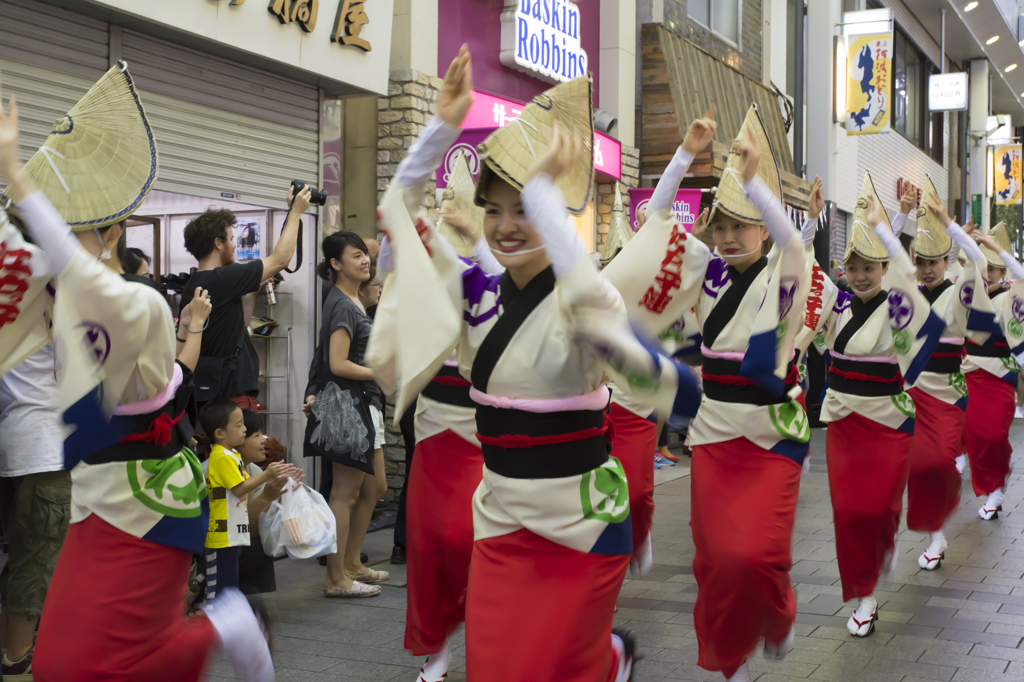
top-left (283, 221), bottom-right (302, 274)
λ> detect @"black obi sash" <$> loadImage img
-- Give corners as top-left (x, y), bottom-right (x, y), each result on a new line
top-left (924, 342), bottom-right (963, 374)
top-left (475, 405), bottom-right (610, 479)
top-left (422, 365), bottom-right (475, 409)
top-left (84, 362), bottom-right (198, 465)
top-left (829, 357), bottom-right (903, 397)
top-left (701, 355), bottom-right (799, 405)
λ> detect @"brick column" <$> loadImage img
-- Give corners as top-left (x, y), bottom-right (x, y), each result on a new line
top-left (596, 143), bottom-right (641, 251)
top-left (377, 69), bottom-right (442, 501)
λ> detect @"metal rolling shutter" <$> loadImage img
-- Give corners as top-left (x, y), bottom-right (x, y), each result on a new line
top-left (0, 0), bottom-right (109, 163)
top-left (121, 30), bottom-right (319, 210)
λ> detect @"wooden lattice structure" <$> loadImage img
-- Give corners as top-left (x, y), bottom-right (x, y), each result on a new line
top-left (640, 24), bottom-right (811, 210)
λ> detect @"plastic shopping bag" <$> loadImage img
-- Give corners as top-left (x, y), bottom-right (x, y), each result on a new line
top-left (261, 478), bottom-right (338, 560)
top-left (259, 497), bottom-right (287, 558)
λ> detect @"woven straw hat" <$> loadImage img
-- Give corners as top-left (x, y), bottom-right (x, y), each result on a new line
top-left (844, 171), bottom-right (893, 263)
top-left (474, 76), bottom-right (594, 215)
top-left (2, 61), bottom-right (158, 231)
top-left (709, 104), bottom-right (782, 227)
top-left (913, 176), bottom-right (951, 260)
top-left (599, 184), bottom-right (631, 266)
top-left (436, 150), bottom-right (484, 259)
top-left (981, 221), bottom-right (1013, 268)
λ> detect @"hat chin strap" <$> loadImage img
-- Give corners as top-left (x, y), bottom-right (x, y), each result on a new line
top-left (853, 282), bottom-right (882, 297)
top-left (92, 228), bottom-right (113, 261)
top-left (719, 246), bottom-right (761, 259)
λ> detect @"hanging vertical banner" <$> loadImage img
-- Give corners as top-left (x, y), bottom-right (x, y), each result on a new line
top-left (994, 145), bottom-right (1023, 205)
top-left (846, 33), bottom-right (892, 136)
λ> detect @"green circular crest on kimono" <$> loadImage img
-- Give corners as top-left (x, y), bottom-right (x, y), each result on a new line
top-left (1009, 319), bottom-right (1023, 339)
top-left (1000, 356), bottom-right (1020, 374)
top-left (891, 393), bottom-right (916, 418)
top-left (768, 401), bottom-right (810, 443)
top-left (892, 328), bottom-right (911, 355)
top-left (948, 372), bottom-right (968, 397)
top-left (127, 448), bottom-right (207, 518)
top-left (580, 457), bottom-right (630, 524)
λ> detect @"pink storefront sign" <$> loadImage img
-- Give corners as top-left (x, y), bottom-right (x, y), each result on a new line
top-left (627, 188), bottom-right (703, 233)
top-left (436, 90), bottom-right (621, 188)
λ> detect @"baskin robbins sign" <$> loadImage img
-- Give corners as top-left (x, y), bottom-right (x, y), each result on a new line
top-left (436, 90), bottom-right (621, 190)
top-left (500, 0), bottom-right (589, 84)
top-left (627, 188), bottom-right (702, 232)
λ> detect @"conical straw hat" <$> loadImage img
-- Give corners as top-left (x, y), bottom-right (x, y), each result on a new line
top-left (981, 221), bottom-right (1013, 268)
top-left (599, 184), bottom-right (632, 266)
top-left (913, 175), bottom-right (951, 259)
top-left (844, 171), bottom-right (893, 262)
top-left (709, 104), bottom-right (782, 227)
top-left (474, 76), bottom-right (594, 215)
top-left (2, 61), bottom-right (158, 231)
top-left (435, 150), bottom-right (484, 259)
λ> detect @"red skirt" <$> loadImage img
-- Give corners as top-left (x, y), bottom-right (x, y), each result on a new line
top-left (906, 388), bottom-right (964, 532)
top-left (965, 369), bottom-right (1015, 497)
top-left (405, 429), bottom-right (484, 655)
top-left (465, 528), bottom-right (629, 682)
top-left (691, 438), bottom-right (800, 676)
top-left (34, 514), bottom-right (215, 682)
top-left (609, 403), bottom-right (657, 560)
top-left (826, 412), bottom-right (911, 602)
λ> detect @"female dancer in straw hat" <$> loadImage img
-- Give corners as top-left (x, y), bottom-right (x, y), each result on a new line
top-left (902, 180), bottom-right (981, 571)
top-left (938, 213), bottom-right (1024, 520)
top-left (812, 180), bottom-right (942, 637)
top-left (373, 46), bottom-right (703, 682)
top-left (372, 161), bottom-right (490, 682)
top-left (601, 105), bottom-right (813, 682)
top-left (0, 67), bottom-right (291, 682)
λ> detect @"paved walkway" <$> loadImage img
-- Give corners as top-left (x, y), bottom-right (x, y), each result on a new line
top-left (207, 422), bottom-right (1024, 682)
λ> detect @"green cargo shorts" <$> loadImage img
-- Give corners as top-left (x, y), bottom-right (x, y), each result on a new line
top-left (0, 470), bottom-right (72, 617)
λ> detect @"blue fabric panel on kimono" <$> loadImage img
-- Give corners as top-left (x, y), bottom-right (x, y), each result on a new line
top-left (955, 395), bottom-right (969, 412)
top-left (589, 514), bottom-right (633, 556)
top-left (898, 417), bottom-right (916, 435)
top-left (903, 311), bottom-right (946, 385)
top-left (740, 328), bottom-right (784, 396)
top-left (62, 385), bottom-right (123, 469)
top-left (769, 437), bottom-right (810, 466)
top-left (967, 309), bottom-right (1001, 336)
top-left (142, 499), bottom-right (210, 555)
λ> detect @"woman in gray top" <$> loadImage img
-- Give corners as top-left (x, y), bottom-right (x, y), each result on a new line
top-left (304, 232), bottom-right (389, 598)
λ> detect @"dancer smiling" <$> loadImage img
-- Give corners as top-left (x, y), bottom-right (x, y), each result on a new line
top-left (813, 175), bottom-right (942, 637)
top-left (372, 47), bottom-right (700, 682)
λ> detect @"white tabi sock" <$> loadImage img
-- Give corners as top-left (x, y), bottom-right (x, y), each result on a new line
top-left (200, 588), bottom-right (274, 682)
top-left (727, 663), bottom-right (752, 682)
top-left (980, 490), bottom-right (1005, 520)
top-left (847, 595), bottom-right (877, 637)
top-left (955, 454), bottom-right (966, 474)
top-left (918, 531), bottom-right (947, 570)
top-left (418, 639), bottom-right (451, 682)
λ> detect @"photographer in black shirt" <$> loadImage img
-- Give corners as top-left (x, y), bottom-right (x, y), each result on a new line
top-left (177, 185), bottom-right (311, 409)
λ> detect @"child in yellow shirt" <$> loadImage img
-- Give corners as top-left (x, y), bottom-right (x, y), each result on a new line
top-left (201, 400), bottom-right (285, 600)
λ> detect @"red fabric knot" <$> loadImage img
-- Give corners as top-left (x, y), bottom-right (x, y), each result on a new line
top-left (930, 352), bottom-right (962, 358)
top-left (432, 375), bottom-right (472, 387)
top-left (476, 416), bottom-right (612, 450)
top-left (829, 366), bottom-right (904, 384)
top-left (119, 410), bottom-right (185, 448)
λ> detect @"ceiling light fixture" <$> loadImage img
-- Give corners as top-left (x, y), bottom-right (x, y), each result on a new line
top-left (987, 35), bottom-right (1000, 45)
top-left (1008, 64), bottom-right (1019, 72)
top-left (964, 1), bottom-right (978, 10)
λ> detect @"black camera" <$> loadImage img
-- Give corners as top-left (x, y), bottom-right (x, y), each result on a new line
top-left (291, 180), bottom-right (327, 206)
